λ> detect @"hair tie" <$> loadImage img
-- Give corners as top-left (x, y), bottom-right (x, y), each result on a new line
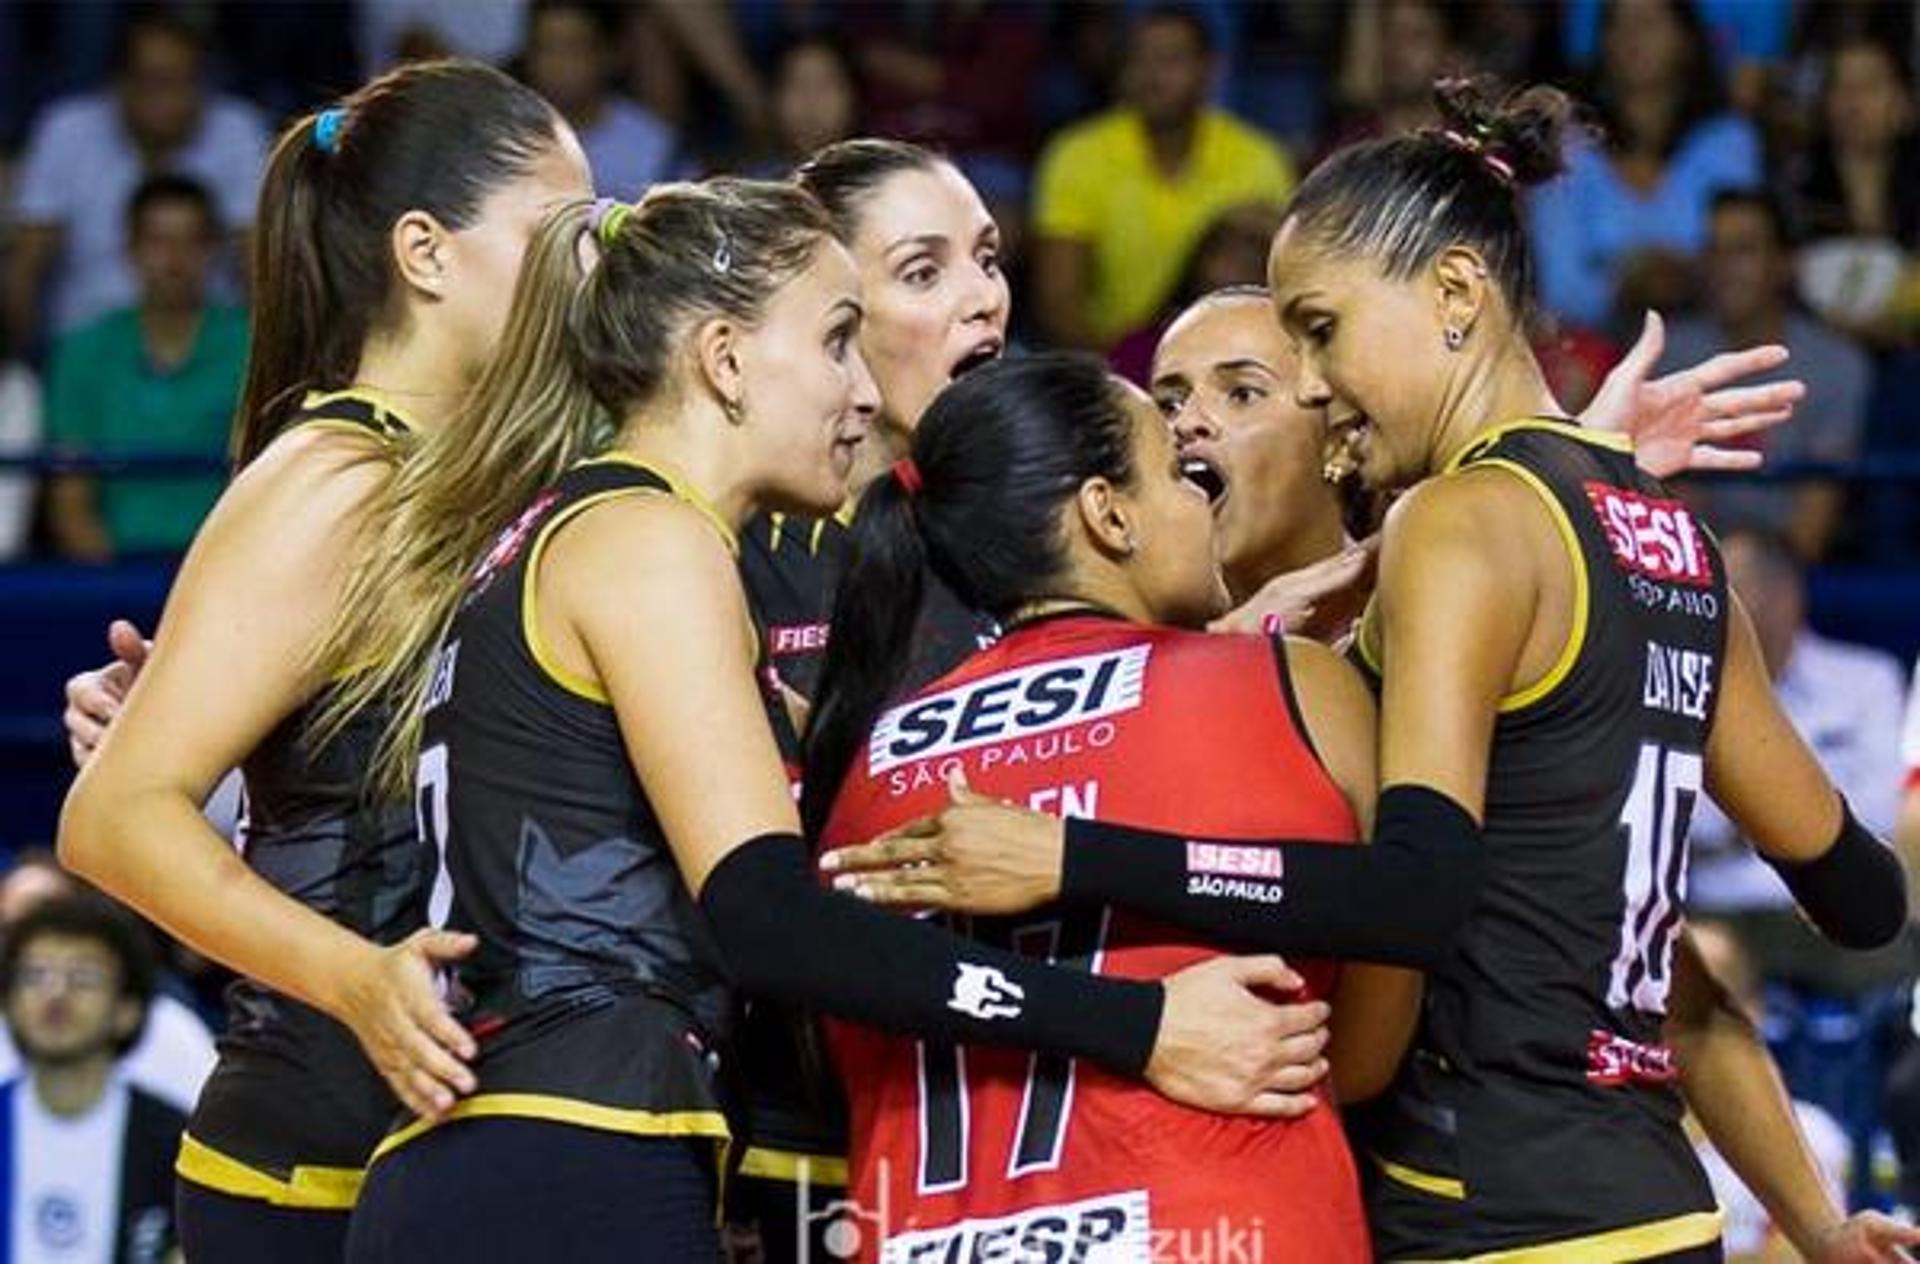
top-left (1436, 127), bottom-right (1515, 186)
top-left (892, 457), bottom-right (923, 496)
top-left (588, 198), bottom-right (634, 248)
top-left (313, 108), bottom-right (347, 154)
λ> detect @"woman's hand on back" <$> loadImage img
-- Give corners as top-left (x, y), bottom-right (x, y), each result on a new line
top-left (1146, 955), bottom-right (1330, 1118)
top-left (821, 774), bottom-right (1064, 916)
top-left (333, 928), bottom-right (481, 1121)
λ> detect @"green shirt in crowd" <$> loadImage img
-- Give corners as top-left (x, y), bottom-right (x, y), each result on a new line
top-left (46, 305), bottom-right (247, 554)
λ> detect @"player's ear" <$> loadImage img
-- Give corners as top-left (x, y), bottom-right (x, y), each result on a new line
top-left (1073, 477), bottom-right (1139, 559)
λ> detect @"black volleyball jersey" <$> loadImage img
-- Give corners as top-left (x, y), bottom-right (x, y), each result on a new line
top-left (377, 454), bottom-right (757, 1164)
top-left (1353, 421), bottom-right (1732, 1260)
top-left (179, 390), bottom-right (425, 1210)
top-left (739, 511), bottom-right (850, 700)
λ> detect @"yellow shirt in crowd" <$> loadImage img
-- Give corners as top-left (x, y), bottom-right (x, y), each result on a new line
top-left (1033, 106), bottom-right (1296, 345)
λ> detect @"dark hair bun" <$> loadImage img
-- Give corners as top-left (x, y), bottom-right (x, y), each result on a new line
top-left (1433, 76), bottom-right (1580, 188)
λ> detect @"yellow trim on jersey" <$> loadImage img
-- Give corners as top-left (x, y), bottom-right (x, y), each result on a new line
top-left (298, 386), bottom-right (417, 435)
top-left (1371, 1152), bottom-right (1465, 1200)
top-left (737, 1146), bottom-right (849, 1186)
top-left (1461, 457), bottom-right (1589, 714)
top-left (581, 450), bottom-right (740, 557)
top-left (1399, 1209), bottom-right (1725, 1263)
top-left (769, 512), bottom-right (787, 552)
top-left (175, 1132), bottom-right (365, 1209)
top-left (369, 1092), bottom-right (730, 1163)
top-left (1444, 418), bottom-right (1633, 476)
top-left (808, 517), bottom-right (829, 555)
top-left (521, 488), bottom-right (644, 704)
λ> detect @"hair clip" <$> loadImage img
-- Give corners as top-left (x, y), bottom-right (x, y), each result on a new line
top-left (893, 457), bottom-right (923, 496)
top-left (1435, 127), bottom-right (1515, 186)
top-left (713, 233), bottom-right (733, 274)
top-left (313, 108), bottom-right (347, 154)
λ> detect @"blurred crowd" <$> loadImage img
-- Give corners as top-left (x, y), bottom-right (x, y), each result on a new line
top-left (0, 1), bottom-right (1917, 1256)
top-left (0, 0), bottom-right (1914, 566)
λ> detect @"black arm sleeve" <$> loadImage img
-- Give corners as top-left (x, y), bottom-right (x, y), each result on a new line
top-left (1763, 797), bottom-right (1907, 950)
top-left (1059, 783), bottom-right (1484, 969)
top-left (700, 833), bottom-right (1163, 1075)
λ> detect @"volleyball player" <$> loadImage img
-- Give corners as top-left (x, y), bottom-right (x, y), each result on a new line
top-left (322, 184), bottom-right (1324, 1262)
top-left (1267, 82), bottom-right (1911, 1259)
top-left (56, 63), bottom-right (592, 1259)
top-left (802, 352), bottom-right (1418, 1259)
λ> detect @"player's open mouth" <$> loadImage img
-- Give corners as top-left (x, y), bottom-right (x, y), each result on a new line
top-left (1180, 456), bottom-right (1229, 508)
top-left (949, 339), bottom-right (1003, 380)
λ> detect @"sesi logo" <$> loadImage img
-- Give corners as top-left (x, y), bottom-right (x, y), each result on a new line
top-left (868, 646), bottom-right (1151, 775)
top-left (1584, 484), bottom-right (1713, 587)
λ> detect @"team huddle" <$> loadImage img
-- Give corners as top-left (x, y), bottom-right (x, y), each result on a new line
top-left (48, 56), bottom-right (1920, 1264)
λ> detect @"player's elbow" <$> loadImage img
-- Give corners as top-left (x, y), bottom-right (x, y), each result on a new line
top-left (55, 770), bottom-right (115, 884)
top-left (1765, 800), bottom-right (1908, 951)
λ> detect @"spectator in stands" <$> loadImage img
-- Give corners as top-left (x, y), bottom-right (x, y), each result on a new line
top-left (1686, 919), bottom-right (1852, 1260)
top-left (1686, 528), bottom-right (1907, 990)
top-left (0, 327), bottom-right (39, 562)
top-left (1031, 3), bottom-right (1295, 351)
top-left (1785, 35), bottom-right (1920, 344)
top-left (1108, 200), bottom-right (1285, 386)
top-left (520, 0), bottom-right (676, 201)
top-left (5, 11), bottom-right (266, 356)
top-left (847, 1), bottom-right (1047, 164)
top-left (1321, 0), bottom-right (1468, 160)
top-left (0, 893), bottom-right (183, 1263)
top-left (1660, 190), bottom-right (1871, 559)
top-left (756, 34), bottom-right (864, 176)
top-left (0, 855), bottom-right (213, 1116)
top-left (1529, 0), bottom-right (1760, 332)
top-left (44, 175), bottom-right (247, 564)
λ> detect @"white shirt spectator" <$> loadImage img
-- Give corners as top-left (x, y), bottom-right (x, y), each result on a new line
top-left (1690, 630), bottom-right (1907, 912)
top-left (12, 94), bottom-right (267, 334)
top-left (8, 1076), bottom-right (126, 1264)
top-left (1696, 1100), bottom-right (1851, 1256)
top-left (578, 98), bottom-right (680, 202)
top-left (1903, 661), bottom-right (1920, 778)
top-left (0, 997), bottom-right (213, 1116)
top-left (0, 363), bottom-right (40, 561)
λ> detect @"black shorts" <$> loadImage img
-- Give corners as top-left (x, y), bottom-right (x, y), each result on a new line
top-left (344, 1118), bottom-right (721, 1264)
top-left (177, 1179), bottom-right (350, 1264)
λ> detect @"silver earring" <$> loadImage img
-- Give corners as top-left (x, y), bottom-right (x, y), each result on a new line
top-left (1444, 326), bottom-right (1465, 351)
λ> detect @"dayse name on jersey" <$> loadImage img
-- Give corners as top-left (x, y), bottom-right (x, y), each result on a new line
top-left (880, 1189), bottom-right (1151, 1264)
top-left (1642, 642), bottom-right (1714, 721)
top-left (869, 646), bottom-right (1152, 778)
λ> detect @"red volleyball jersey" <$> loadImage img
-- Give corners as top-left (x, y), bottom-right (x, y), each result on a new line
top-left (818, 615), bottom-right (1369, 1263)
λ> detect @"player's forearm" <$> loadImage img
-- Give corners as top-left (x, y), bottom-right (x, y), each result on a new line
top-left (1669, 950), bottom-right (1841, 1254)
top-left (1061, 785), bottom-right (1484, 969)
top-left (1679, 1019), bottom-right (1840, 1253)
top-left (59, 783), bottom-right (376, 1018)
